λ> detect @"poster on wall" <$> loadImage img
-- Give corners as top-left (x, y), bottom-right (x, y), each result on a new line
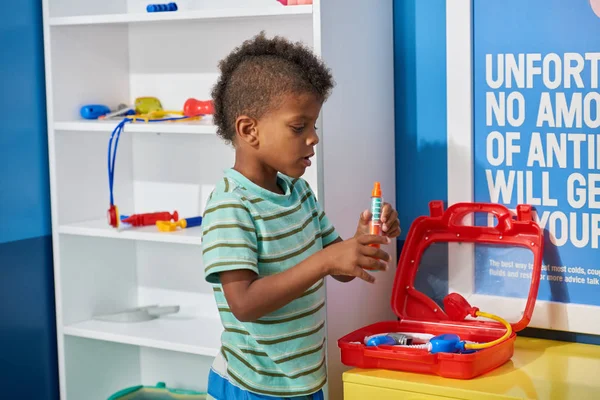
top-left (471, 0), bottom-right (600, 322)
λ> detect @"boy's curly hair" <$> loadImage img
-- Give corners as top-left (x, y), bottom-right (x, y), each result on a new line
top-left (211, 31), bottom-right (335, 145)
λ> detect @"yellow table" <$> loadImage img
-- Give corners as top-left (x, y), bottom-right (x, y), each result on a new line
top-left (342, 337), bottom-right (600, 399)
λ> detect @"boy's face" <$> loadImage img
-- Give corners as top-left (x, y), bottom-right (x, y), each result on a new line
top-left (255, 92), bottom-right (322, 178)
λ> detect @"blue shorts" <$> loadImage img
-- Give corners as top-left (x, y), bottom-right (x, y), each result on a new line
top-left (207, 352), bottom-right (325, 400)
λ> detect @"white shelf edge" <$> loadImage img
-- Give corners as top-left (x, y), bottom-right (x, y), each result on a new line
top-left (59, 219), bottom-right (203, 245)
top-left (53, 120), bottom-right (217, 135)
top-left (63, 317), bottom-right (221, 357)
top-left (49, 6), bottom-right (312, 26)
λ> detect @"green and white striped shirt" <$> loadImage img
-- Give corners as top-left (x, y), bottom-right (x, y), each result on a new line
top-left (202, 168), bottom-right (339, 397)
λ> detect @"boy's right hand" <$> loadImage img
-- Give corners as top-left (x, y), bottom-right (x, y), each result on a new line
top-left (322, 234), bottom-right (391, 283)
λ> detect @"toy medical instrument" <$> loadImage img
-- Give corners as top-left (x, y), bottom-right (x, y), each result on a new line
top-left (363, 294), bottom-right (512, 354)
top-left (438, 292), bottom-right (513, 352)
top-left (277, 0), bottom-right (313, 5)
top-left (80, 104), bottom-right (111, 119)
top-left (121, 211), bottom-right (178, 227)
top-left (146, 3), bottom-right (178, 12)
top-left (99, 104), bottom-right (134, 120)
top-left (369, 181), bottom-right (383, 246)
top-left (183, 98), bottom-right (214, 116)
top-left (365, 333), bottom-right (413, 346)
top-left (156, 216), bottom-right (202, 232)
top-left (106, 97), bottom-right (211, 228)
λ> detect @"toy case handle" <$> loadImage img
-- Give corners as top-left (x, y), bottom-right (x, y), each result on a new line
top-left (434, 202), bottom-right (533, 233)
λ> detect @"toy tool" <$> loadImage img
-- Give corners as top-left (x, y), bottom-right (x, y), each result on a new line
top-left (369, 181), bottom-right (383, 246)
top-left (184, 98), bottom-right (214, 116)
top-left (156, 216), bottom-right (202, 232)
top-left (146, 3), bottom-right (178, 12)
top-left (99, 104), bottom-right (135, 120)
top-left (80, 104), bottom-right (110, 119)
top-left (433, 293), bottom-right (513, 353)
top-left (277, 0), bottom-right (313, 4)
top-left (365, 333), bottom-right (414, 346)
top-left (122, 211), bottom-right (178, 227)
top-left (360, 182), bottom-right (385, 271)
top-left (105, 96), bottom-right (216, 228)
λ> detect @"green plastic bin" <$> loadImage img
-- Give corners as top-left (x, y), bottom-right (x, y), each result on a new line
top-left (108, 382), bottom-right (207, 400)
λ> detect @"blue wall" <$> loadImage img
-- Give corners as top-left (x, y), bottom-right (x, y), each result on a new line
top-left (393, 0), bottom-right (600, 346)
top-left (394, 0), bottom-right (448, 241)
top-left (0, 0), bottom-right (59, 398)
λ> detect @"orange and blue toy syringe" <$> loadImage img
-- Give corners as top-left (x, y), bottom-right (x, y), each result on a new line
top-left (369, 182), bottom-right (383, 247)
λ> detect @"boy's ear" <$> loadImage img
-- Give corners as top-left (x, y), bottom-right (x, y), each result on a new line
top-left (235, 115), bottom-right (259, 147)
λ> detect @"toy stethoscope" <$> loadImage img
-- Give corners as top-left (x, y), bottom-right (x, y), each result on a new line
top-left (107, 114), bottom-right (198, 228)
top-left (365, 293), bottom-right (513, 354)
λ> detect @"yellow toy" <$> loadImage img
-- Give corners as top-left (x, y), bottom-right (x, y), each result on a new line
top-left (156, 216), bottom-right (203, 232)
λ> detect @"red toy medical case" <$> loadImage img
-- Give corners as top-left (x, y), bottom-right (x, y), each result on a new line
top-left (338, 201), bottom-right (544, 379)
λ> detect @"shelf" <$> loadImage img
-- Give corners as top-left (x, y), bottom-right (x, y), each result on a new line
top-left (63, 315), bottom-right (223, 356)
top-left (49, 6), bottom-right (312, 26)
top-left (59, 219), bottom-right (203, 245)
top-left (53, 119), bottom-right (217, 135)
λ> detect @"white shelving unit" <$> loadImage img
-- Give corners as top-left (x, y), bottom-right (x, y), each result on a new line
top-left (42, 1), bottom-right (396, 399)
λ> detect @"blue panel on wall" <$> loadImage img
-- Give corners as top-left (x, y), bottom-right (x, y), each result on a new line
top-left (393, 0), bottom-right (448, 293)
top-left (0, 0), bottom-right (51, 244)
top-left (394, 0), bottom-right (448, 240)
top-left (0, 237), bottom-right (58, 399)
top-left (0, 0), bottom-right (59, 398)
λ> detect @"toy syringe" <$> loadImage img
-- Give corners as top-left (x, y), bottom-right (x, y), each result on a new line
top-left (370, 182), bottom-right (383, 247)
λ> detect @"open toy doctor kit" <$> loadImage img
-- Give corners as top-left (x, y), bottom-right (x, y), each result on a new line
top-left (339, 201), bottom-right (544, 379)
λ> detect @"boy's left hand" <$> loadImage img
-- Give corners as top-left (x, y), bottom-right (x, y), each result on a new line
top-left (355, 203), bottom-right (401, 238)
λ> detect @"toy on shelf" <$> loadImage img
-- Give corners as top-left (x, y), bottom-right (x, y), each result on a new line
top-left (183, 98), bottom-right (214, 117)
top-left (277, 0), bottom-right (313, 5)
top-left (135, 97), bottom-right (163, 114)
top-left (89, 97), bottom-right (214, 123)
top-left (156, 216), bottom-right (202, 232)
top-left (80, 104), bottom-right (111, 119)
top-left (146, 3), bottom-right (178, 12)
top-left (121, 211), bottom-right (179, 227)
top-left (105, 96), bottom-right (212, 229)
top-left (99, 104), bottom-right (135, 120)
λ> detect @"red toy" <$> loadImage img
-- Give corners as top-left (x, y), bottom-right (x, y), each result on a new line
top-left (277, 0), bottom-right (313, 4)
top-left (183, 98), bottom-right (214, 117)
top-left (122, 211), bottom-right (178, 227)
top-left (338, 201), bottom-right (544, 379)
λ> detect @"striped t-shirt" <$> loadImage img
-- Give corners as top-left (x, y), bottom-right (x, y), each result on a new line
top-left (202, 168), bottom-right (340, 397)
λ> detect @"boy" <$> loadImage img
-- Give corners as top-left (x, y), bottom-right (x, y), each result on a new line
top-left (202, 32), bottom-right (401, 400)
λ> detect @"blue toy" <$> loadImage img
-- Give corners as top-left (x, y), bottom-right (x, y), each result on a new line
top-left (80, 104), bottom-right (110, 119)
top-left (146, 3), bottom-right (178, 12)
